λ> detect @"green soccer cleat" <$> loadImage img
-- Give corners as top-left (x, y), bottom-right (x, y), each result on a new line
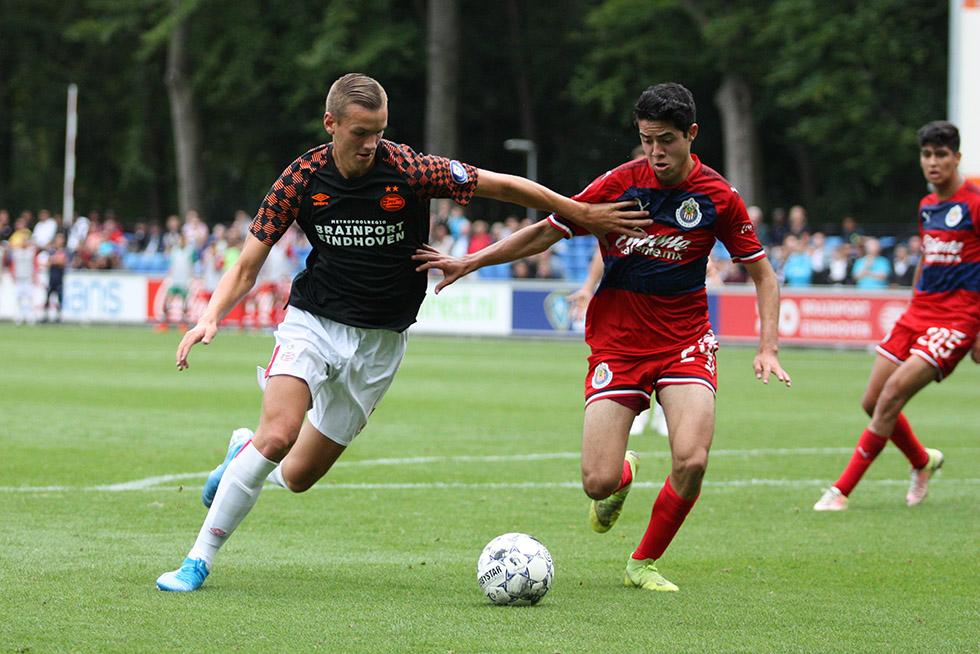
top-left (589, 450), bottom-right (639, 533)
top-left (906, 448), bottom-right (944, 506)
top-left (625, 556), bottom-right (678, 592)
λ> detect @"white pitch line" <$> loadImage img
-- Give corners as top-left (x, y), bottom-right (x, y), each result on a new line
top-left (95, 472), bottom-right (206, 491)
top-left (335, 447), bottom-right (857, 467)
top-left (3, 447), bottom-right (978, 493)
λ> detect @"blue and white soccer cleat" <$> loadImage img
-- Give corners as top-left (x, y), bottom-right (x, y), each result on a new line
top-left (156, 556), bottom-right (210, 592)
top-left (202, 428), bottom-right (253, 508)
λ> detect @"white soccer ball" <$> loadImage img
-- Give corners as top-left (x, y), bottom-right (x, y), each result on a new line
top-left (476, 532), bottom-right (554, 606)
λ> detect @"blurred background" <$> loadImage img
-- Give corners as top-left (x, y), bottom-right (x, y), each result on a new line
top-left (0, 0), bottom-right (951, 225)
top-left (0, 0), bottom-right (964, 322)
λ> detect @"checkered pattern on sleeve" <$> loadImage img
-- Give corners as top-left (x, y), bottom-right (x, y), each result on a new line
top-left (249, 145), bottom-right (330, 246)
top-left (380, 140), bottom-right (478, 205)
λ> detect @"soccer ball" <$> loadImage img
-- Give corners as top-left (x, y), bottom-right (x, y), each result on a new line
top-left (476, 532), bottom-right (554, 606)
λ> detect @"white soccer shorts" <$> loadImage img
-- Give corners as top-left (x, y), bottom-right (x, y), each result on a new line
top-left (257, 306), bottom-right (408, 446)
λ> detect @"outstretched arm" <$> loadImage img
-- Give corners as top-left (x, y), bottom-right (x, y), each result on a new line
top-left (414, 219), bottom-right (563, 293)
top-left (566, 247), bottom-right (604, 321)
top-left (744, 257), bottom-right (791, 387)
top-left (474, 169), bottom-right (649, 236)
top-left (176, 232), bottom-right (271, 370)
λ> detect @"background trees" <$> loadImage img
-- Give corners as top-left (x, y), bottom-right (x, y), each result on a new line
top-left (0, 0), bottom-right (948, 230)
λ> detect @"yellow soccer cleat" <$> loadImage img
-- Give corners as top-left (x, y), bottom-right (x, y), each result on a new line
top-left (589, 450), bottom-right (640, 533)
top-left (625, 556), bottom-right (678, 592)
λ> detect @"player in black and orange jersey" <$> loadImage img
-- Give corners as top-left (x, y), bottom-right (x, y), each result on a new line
top-left (415, 83), bottom-right (791, 592)
top-left (156, 73), bottom-right (650, 592)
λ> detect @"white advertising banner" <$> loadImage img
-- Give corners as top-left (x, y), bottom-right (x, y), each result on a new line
top-left (0, 270), bottom-right (148, 323)
top-left (412, 281), bottom-right (512, 335)
top-left (62, 271), bottom-right (148, 322)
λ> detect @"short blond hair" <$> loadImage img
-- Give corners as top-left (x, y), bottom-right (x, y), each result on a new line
top-left (325, 73), bottom-right (387, 119)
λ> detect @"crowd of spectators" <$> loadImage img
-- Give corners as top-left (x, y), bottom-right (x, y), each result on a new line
top-left (426, 199), bottom-right (566, 280)
top-left (2, 198), bottom-right (926, 322)
top-left (0, 206), bottom-right (310, 323)
top-left (424, 199), bottom-right (925, 289)
top-left (712, 204), bottom-right (922, 289)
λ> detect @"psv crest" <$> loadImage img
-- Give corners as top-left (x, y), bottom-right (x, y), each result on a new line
top-left (675, 197), bottom-right (702, 228)
top-left (543, 291), bottom-right (573, 331)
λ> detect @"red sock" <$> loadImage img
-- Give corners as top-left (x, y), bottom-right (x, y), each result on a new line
top-left (889, 413), bottom-right (928, 469)
top-left (834, 429), bottom-right (888, 496)
top-left (614, 458), bottom-right (633, 493)
top-left (632, 476), bottom-right (698, 562)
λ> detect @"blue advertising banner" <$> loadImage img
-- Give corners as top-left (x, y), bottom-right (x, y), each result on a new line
top-left (511, 287), bottom-right (584, 336)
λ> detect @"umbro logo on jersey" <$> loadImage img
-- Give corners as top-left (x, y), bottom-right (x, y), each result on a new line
top-left (312, 193), bottom-right (330, 207)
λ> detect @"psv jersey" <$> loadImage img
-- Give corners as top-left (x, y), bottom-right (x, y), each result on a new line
top-left (910, 180), bottom-right (980, 319)
top-left (250, 140), bottom-right (478, 331)
top-left (548, 155), bottom-right (766, 355)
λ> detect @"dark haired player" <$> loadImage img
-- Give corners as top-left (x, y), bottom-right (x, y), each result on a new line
top-left (415, 82), bottom-right (790, 592)
top-left (156, 73), bottom-right (649, 592)
top-left (814, 120), bottom-right (980, 511)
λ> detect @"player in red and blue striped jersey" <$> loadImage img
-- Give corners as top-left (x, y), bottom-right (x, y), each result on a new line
top-left (416, 83), bottom-right (791, 592)
top-left (815, 121), bottom-right (980, 511)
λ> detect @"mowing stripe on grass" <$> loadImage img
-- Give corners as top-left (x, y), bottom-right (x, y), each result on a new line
top-left (4, 478), bottom-right (980, 493)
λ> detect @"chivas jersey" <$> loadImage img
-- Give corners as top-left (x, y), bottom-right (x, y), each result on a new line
top-left (250, 140), bottom-right (478, 331)
top-left (548, 155), bottom-right (766, 355)
top-left (912, 180), bottom-right (980, 318)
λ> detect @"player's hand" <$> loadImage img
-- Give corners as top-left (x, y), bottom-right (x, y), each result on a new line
top-left (176, 320), bottom-right (218, 371)
top-left (753, 351), bottom-right (791, 387)
top-left (412, 245), bottom-right (469, 294)
top-left (569, 200), bottom-right (651, 237)
top-left (972, 334), bottom-right (980, 363)
top-left (566, 288), bottom-right (593, 322)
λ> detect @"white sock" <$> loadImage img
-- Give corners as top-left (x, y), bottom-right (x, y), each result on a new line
top-left (266, 465), bottom-right (289, 489)
top-left (187, 443), bottom-right (277, 568)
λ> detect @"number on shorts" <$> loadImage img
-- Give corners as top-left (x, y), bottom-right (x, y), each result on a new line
top-left (916, 327), bottom-right (966, 360)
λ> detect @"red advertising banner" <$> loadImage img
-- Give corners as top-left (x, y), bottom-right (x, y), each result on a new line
top-left (147, 279), bottom-right (289, 328)
top-left (712, 287), bottom-right (911, 347)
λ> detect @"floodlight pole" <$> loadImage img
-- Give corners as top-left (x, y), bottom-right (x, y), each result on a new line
top-left (63, 84), bottom-right (78, 227)
top-left (504, 138), bottom-right (537, 223)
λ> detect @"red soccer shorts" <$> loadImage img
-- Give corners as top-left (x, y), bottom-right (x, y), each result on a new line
top-left (584, 330), bottom-right (719, 411)
top-left (877, 309), bottom-right (980, 380)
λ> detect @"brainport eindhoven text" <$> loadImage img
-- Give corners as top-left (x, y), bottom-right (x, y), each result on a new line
top-left (313, 221), bottom-right (405, 246)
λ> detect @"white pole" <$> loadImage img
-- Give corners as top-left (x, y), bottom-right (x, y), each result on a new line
top-left (504, 138), bottom-right (538, 222)
top-left (63, 84), bottom-right (78, 227)
top-left (949, 0), bottom-right (960, 124)
top-left (949, 0), bottom-right (980, 181)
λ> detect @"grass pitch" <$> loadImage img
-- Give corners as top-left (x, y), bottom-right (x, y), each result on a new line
top-left (1, 324), bottom-right (978, 653)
